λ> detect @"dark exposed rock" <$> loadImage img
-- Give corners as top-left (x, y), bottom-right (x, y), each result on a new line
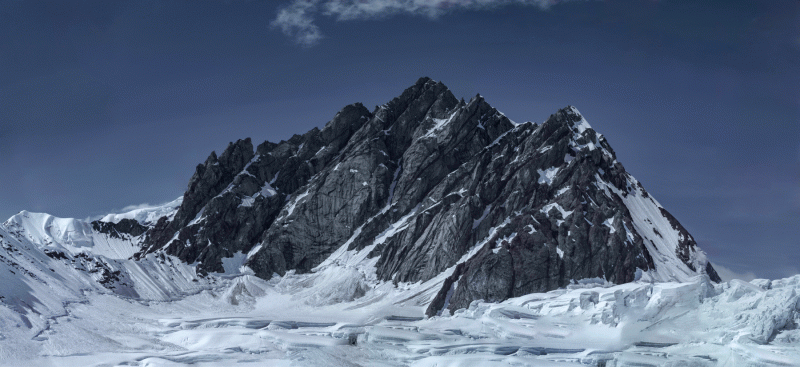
top-left (71, 252), bottom-right (137, 297)
top-left (91, 218), bottom-right (147, 238)
top-left (136, 77), bottom-right (720, 312)
top-left (419, 107), bottom-right (718, 315)
top-left (139, 138), bottom-right (256, 258)
top-left (705, 261), bottom-right (722, 283)
top-left (137, 101), bottom-right (372, 273)
top-left (426, 262), bottom-right (466, 317)
top-left (248, 78), bottom-right (513, 279)
top-left (43, 249), bottom-right (69, 260)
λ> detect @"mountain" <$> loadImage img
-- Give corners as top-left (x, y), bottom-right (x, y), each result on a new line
top-left (3, 78), bottom-right (798, 367)
top-left (0, 199), bottom-right (214, 307)
top-left (132, 77), bottom-right (720, 316)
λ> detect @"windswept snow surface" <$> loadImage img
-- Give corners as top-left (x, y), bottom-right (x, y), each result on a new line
top-left (1, 205), bottom-right (798, 366)
top-left (99, 197), bottom-right (182, 225)
top-left (4, 211), bottom-right (143, 260)
top-left (1, 212), bottom-right (799, 366)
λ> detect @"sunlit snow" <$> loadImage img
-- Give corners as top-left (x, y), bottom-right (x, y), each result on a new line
top-left (0, 212), bottom-right (799, 366)
top-left (537, 167), bottom-right (560, 185)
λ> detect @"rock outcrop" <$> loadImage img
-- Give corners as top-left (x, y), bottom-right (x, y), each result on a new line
top-left (91, 219), bottom-right (147, 238)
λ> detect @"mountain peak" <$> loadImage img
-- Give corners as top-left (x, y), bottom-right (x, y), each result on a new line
top-left (130, 78), bottom-right (717, 310)
top-left (541, 105), bottom-right (591, 136)
top-left (0, 77), bottom-right (783, 366)
top-left (554, 105), bottom-right (587, 126)
top-left (414, 76), bottom-right (434, 86)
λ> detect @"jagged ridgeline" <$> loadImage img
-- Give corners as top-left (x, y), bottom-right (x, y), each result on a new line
top-left (135, 77), bottom-right (720, 313)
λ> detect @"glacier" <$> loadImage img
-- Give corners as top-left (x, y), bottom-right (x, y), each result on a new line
top-left (0, 209), bottom-right (798, 366)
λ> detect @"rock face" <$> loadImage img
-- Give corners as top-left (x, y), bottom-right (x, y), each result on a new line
top-left (91, 219), bottom-right (147, 238)
top-left (137, 101), bottom-right (372, 273)
top-left (136, 77), bottom-right (720, 310)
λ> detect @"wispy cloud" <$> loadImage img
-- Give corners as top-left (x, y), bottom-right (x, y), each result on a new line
top-left (272, 0), bottom-right (324, 47)
top-left (711, 262), bottom-right (758, 282)
top-left (83, 202), bottom-right (157, 222)
top-left (272, 0), bottom-right (569, 47)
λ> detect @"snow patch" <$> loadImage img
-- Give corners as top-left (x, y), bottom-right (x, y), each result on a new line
top-left (603, 217), bottom-right (616, 233)
top-left (221, 251), bottom-right (247, 275)
top-left (472, 205), bottom-right (492, 230)
top-left (537, 167), bottom-right (560, 185)
top-left (570, 106), bottom-right (592, 133)
top-left (386, 164), bottom-right (402, 207)
top-left (421, 110), bottom-right (459, 139)
top-left (282, 189), bottom-right (309, 219)
top-left (540, 202), bottom-right (573, 219)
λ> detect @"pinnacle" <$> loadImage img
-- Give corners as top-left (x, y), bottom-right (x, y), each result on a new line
top-left (415, 76), bottom-right (432, 84)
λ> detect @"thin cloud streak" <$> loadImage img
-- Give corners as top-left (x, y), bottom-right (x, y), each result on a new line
top-left (271, 0), bottom-right (324, 47)
top-left (711, 262), bottom-right (758, 282)
top-left (273, 0), bottom-right (567, 46)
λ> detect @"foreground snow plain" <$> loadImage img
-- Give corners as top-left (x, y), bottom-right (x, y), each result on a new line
top-left (2, 256), bottom-right (799, 366)
top-left (0, 204), bottom-right (798, 366)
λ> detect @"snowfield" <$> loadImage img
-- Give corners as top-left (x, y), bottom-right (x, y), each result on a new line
top-left (2, 270), bottom-right (799, 366)
top-left (0, 199), bottom-right (797, 366)
top-left (0, 210), bottom-right (798, 366)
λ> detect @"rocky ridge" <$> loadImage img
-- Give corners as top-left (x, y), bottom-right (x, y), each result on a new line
top-left (133, 77), bottom-right (720, 312)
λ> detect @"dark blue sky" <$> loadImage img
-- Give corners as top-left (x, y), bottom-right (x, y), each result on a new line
top-left (1, 0), bottom-right (797, 280)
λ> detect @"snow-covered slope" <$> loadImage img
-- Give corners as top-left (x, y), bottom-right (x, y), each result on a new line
top-left (5, 211), bottom-right (142, 260)
top-left (1, 232), bottom-right (797, 366)
top-left (98, 197), bottom-right (182, 225)
top-left (0, 200), bottom-right (217, 358)
top-left (3, 197), bottom-right (181, 260)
